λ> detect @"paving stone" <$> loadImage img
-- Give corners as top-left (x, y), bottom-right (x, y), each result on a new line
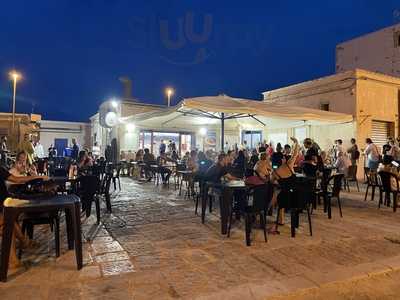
top-left (101, 259), bottom-right (135, 276)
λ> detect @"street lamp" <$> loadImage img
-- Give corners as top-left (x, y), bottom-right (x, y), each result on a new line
top-left (165, 88), bottom-right (174, 107)
top-left (9, 70), bottom-right (21, 133)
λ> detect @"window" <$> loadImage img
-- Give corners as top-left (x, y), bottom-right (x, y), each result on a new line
top-left (268, 133), bottom-right (287, 147)
top-left (320, 103), bottom-right (329, 111)
top-left (294, 127), bottom-right (307, 143)
top-left (394, 31), bottom-right (400, 48)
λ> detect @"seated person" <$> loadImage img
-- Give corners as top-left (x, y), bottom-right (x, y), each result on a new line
top-left (270, 137), bottom-right (300, 232)
top-left (254, 152), bottom-right (272, 181)
top-left (76, 150), bottom-right (93, 175)
top-left (335, 151), bottom-right (351, 176)
top-left (0, 165), bottom-right (48, 270)
top-left (197, 151), bottom-right (213, 176)
top-left (171, 150), bottom-right (180, 162)
top-left (302, 154), bottom-right (318, 177)
top-left (181, 151), bottom-right (190, 164)
top-left (143, 148), bottom-right (156, 180)
top-left (248, 149), bottom-right (259, 169)
top-left (9, 151), bottom-right (37, 177)
top-left (283, 144), bottom-right (292, 161)
top-left (231, 150), bottom-right (246, 178)
top-left (135, 149), bottom-right (144, 162)
top-left (205, 153), bottom-right (238, 184)
top-left (378, 155), bottom-right (399, 190)
top-left (187, 150), bottom-right (199, 172)
top-left (156, 152), bottom-right (173, 184)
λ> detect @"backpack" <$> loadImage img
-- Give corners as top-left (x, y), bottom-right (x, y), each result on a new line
top-left (353, 150), bottom-right (360, 160)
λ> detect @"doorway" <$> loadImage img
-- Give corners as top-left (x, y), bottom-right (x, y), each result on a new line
top-left (54, 138), bottom-right (68, 157)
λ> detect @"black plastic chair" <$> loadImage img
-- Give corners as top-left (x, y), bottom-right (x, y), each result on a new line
top-left (378, 171), bottom-right (399, 212)
top-left (324, 173), bottom-right (344, 219)
top-left (0, 194), bottom-right (82, 282)
top-left (228, 183), bottom-right (273, 246)
top-left (112, 164), bottom-right (122, 190)
top-left (364, 167), bottom-right (379, 201)
top-left (77, 175), bottom-right (101, 224)
top-left (100, 171), bottom-right (113, 213)
top-left (290, 177), bottom-right (315, 237)
top-left (344, 165), bottom-right (360, 192)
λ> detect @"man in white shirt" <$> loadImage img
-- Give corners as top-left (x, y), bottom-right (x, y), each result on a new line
top-left (364, 138), bottom-right (380, 171)
top-left (33, 138), bottom-right (45, 159)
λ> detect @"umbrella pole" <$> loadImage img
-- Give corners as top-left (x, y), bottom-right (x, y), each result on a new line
top-left (221, 113), bottom-right (225, 152)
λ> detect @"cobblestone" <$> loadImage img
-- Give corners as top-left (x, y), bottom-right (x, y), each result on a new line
top-left (1, 177), bottom-right (400, 299)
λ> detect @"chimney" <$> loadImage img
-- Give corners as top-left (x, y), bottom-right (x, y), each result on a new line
top-left (119, 76), bottom-right (133, 100)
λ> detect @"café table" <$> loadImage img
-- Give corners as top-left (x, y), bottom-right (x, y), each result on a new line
top-left (211, 180), bottom-right (249, 235)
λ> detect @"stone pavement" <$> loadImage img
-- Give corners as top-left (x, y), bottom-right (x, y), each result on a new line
top-left (1, 177), bottom-right (400, 299)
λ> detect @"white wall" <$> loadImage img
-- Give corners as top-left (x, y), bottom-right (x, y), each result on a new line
top-left (39, 120), bottom-right (91, 154)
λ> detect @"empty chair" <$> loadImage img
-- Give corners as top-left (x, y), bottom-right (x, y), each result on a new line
top-left (228, 183), bottom-right (273, 246)
top-left (364, 167), bottom-right (379, 201)
top-left (378, 171), bottom-right (399, 212)
top-left (77, 175), bottom-right (101, 224)
top-left (324, 173), bottom-right (344, 219)
top-left (344, 165), bottom-right (360, 192)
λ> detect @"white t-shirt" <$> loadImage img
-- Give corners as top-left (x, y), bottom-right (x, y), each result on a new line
top-left (365, 143), bottom-right (380, 162)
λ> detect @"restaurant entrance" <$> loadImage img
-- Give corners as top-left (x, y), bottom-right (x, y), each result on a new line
top-left (139, 130), bottom-right (195, 157)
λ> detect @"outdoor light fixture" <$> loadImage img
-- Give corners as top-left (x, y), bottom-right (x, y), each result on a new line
top-left (126, 123), bottom-right (135, 132)
top-left (111, 99), bottom-right (119, 108)
top-left (199, 127), bottom-right (207, 136)
top-left (9, 70), bottom-right (22, 133)
top-left (105, 111), bottom-right (118, 127)
top-left (165, 87), bottom-right (174, 107)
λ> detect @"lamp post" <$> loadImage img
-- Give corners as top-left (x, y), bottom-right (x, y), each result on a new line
top-left (165, 88), bottom-right (174, 107)
top-left (9, 70), bottom-right (21, 133)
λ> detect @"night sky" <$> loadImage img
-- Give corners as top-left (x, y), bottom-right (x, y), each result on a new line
top-left (0, 1), bottom-right (399, 122)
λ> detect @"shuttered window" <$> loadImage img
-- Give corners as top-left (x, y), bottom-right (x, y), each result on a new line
top-left (371, 120), bottom-right (391, 150)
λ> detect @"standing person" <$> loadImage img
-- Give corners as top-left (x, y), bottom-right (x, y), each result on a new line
top-left (20, 133), bottom-right (35, 165)
top-left (347, 138), bottom-right (360, 166)
top-left (335, 139), bottom-right (344, 158)
top-left (364, 138), bottom-right (380, 171)
top-left (335, 151), bottom-right (351, 176)
top-left (0, 136), bottom-right (8, 166)
top-left (71, 138), bottom-right (79, 161)
top-left (159, 140), bottom-right (166, 155)
top-left (388, 138), bottom-right (400, 161)
top-left (382, 138), bottom-right (392, 156)
top-left (33, 138), bottom-right (45, 159)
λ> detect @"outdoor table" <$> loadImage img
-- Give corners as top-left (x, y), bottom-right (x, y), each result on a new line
top-left (217, 180), bottom-right (248, 235)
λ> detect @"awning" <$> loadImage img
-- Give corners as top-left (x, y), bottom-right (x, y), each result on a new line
top-left (121, 95), bottom-right (353, 150)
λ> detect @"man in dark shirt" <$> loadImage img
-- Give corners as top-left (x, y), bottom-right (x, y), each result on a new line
top-left (71, 138), bottom-right (79, 160)
top-left (205, 154), bottom-right (237, 183)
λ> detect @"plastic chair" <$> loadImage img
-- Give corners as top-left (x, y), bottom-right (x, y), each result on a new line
top-left (378, 171), bottom-right (399, 212)
top-left (0, 194), bottom-right (82, 282)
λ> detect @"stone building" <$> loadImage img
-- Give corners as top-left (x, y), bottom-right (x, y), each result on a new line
top-left (336, 23), bottom-right (400, 77)
top-left (263, 68), bottom-right (400, 157)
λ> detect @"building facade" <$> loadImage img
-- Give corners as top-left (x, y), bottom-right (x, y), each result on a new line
top-left (38, 120), bottom-right (91, 156)
top-left (263, 69), bottom-right (400, 155)
top-left (336, 23), bottom-right (400, 77)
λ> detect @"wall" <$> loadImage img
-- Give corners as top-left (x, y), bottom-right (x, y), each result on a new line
top-left (355, 70), bottom-right (400, 153)
top-left (263, 70), bottom-right (357, 115)
top-left (39, 120), bottom-right (91, 154)
top-left (336, 23), bottom-right (400, 77)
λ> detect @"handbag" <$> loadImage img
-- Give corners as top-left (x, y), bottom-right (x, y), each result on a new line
top-left (245, 175), bottom-right (265, 186)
